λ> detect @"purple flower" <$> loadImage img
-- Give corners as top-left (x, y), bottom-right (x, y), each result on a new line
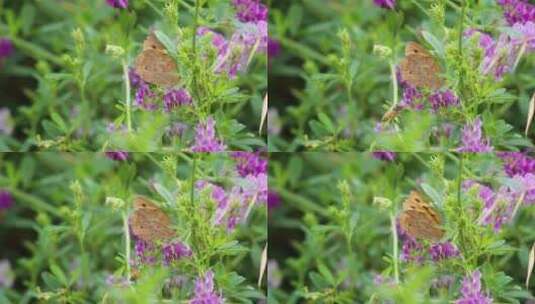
top-left (232, 0), bottom-right (268, 23)
top-left (497, 152), bottom-right (535, 177)
top-left (431, 275), bottom-right (455, 290)
top-left (267, 190), bottom-right (281, 209)
top-left (105, 151), bottom-right (129, 161)
top-left (231, 152), bottom-right (267, 177)
top-left (0, 108), bottom-right (14, 135)
top-left (455, 270), bottom-right (493, 304)
top-left (465, 28), bottom-right (518, 80)
top-left (372, 151), bottom-right (397, 161)
top-left (432, 123), bottom-right (454, 140)
top-left (429, 242), bottom-right (460, 262)
top-left (191, 117), bottom-right (227, 152)
top-left (242, 173), bottom-right (268, 203)
top-left (190, 270), bottom-right (225, 304)
top-left (129, 68), bottom-right (142, 87)
top-left (135, 83), bottom-right (158, 111)
top-left (464, 181), bottom-right (515, 231)
top-left (106, 0), bottom-right (128, 9)
top-left (373, 0), bottom-right (396, 9)
top-left (166, 122), bottom-right (188, 138)
top-left (497, 0), bottom-right (535, 26)
top-left (400, 236), bottom-right (425, 263)
top-left (268, 38), bottom-right (281, 58)
top-left (163, 89), bottom-right (192, 112)
top-left (511, 21), bottom-right (535, 51)
top-left (399, 85), bottom-right (424, 110)
top-left (134, 239), bottom-right (157, 265)
top-left (0, 38), bottom-right (13, 58)
top-left (428, 90), bottom-right (459, 112)
top-left (458, 117), bottom-right (493, 153)
top-left (0, 190), bottom-right (13, 210)
top-left (162, 241), bottom-right (192, 265)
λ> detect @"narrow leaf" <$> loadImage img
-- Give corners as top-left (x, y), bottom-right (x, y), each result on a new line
top-left (527, 242), bottom-right (535, 288)
top-left (525, 92), bottom-right (535, 136)
top-left (258, 243), bottom-right (268, 287)
top-left (259, 94), bottom-right (268, 135)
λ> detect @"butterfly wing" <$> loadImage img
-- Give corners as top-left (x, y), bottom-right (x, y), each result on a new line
top-left (143, 32), bottom-right (166, 51)
top-left (400, 191), bottom-right (445, 241)
top-left (405, 42), bottom-right (432, 57)
top-left (400, 209), bottom-right (445, 241)
top-left (134, 49), bottom-right (180, 87)
top-left (400, 42), bottom-right (443, 90)
top-left (130, 197), bottom-right (175, 242)
top-left (400, 55), bottom-right (443, 90)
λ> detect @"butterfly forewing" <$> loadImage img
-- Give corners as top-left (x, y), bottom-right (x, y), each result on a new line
top-left (400, 42), bottom-right (443, 90)
top-left (130, 196), bottom-right (175, 242)
top-left (400, 191), bottom-right (445, 241)
top-left (134, 32), bottom-right (179, 87)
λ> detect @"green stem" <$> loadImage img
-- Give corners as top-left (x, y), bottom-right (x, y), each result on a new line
top-left (390, 61), bottom-right (398, 106)
top-left (190, 155), bottom-right (197, 206)
top-left (391, 212), bottom-right (400, 284)
top-left (122, 211), bottom-right (131, 280)
top-left (457, 0), bottom-right (466, 99)
top-left (191, 0), bottom-right (202, 103)
top-left (122, 59), bottom-right (132, 132)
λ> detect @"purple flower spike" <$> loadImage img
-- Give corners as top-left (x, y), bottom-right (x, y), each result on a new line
top-left (190, 270), bottom-right (225, 304)
top-left (106, 0), bottom-right (128, 9)
top-left (373, 0), bottom-right (396, 9)
top-left (105, 151), bottom-right (129, 161)
top-left (497, 152), bottom-right (535, 177)
top-left (429, 90), bottom-right (459, 112)
top-left (372, 151), bottom-right (397, 161)
top-left (267, 190), bottom-right (281, 209)
top-left (231, 152), bottom-right (267, 177)
top-left (268, 38), bottom-right (281, 58)
top-left (497, 0), bottom-right (535, 26)
top-left (191, 117), bottom-right (227, 153)
top-left (0, 190), bottom-right (13, 210)
top-left (162, 241), bottom-right (192, 265)
top-left (458, 117), bottom-right (493, 153)
top-left (163, 89), bottom-right (192, 112)
top-left (455, 270), bottom-right (493, 304)
top-left (0, 38), bottom-right (13, 58)
top-left (232, 0), bottom-right (268, 23)
top-left (429, 242), bottom-right (460, 262)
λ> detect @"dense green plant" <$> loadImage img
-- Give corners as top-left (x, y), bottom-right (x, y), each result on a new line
top-left (0, 0), bottom-right (266, 151)
top-left (269, 0), bottom-right (535, 151)
top-left (268, 152), bottom-right (535, 303)
top-left (0, 152), bottom-right (266, 303)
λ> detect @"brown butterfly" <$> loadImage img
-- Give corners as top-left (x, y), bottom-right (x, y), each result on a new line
top-left (134, 32), bottom-right (180, 87)
top-left (399, 42), bottom-right (443, 90)
top-left (399, 191), bottom-right (445, 242)
top-left (129, 196), bottom-right (175, 242)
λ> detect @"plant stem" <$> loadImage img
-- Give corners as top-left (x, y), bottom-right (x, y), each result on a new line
top-left (122, 59), bottom-right (132, 132)
top-left (390, 61), bottom-right (398, 106)
top-left (390, 212), bottom-right (400, 284)
top-left (457, 0), bottom-right (466, 99)
top-left (191, 0), bottom-right (202, 103)
top-left (122, 211), bottom-right (131, 280)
